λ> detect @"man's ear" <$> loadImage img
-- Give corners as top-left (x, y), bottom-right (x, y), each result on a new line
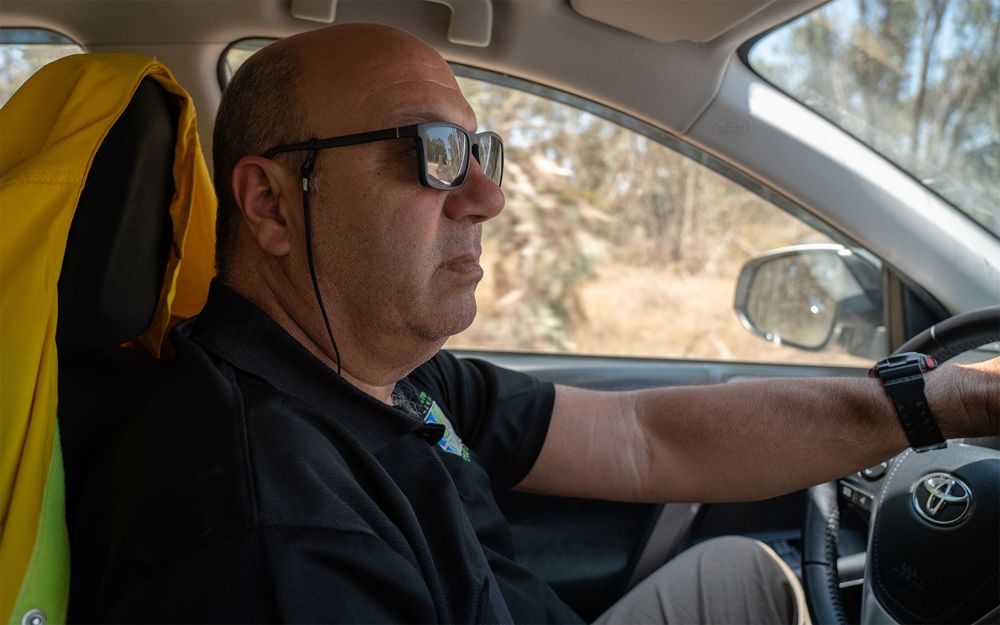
top-left (231, 156), bottom-right (294, 257)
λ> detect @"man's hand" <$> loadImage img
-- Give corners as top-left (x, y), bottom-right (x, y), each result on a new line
top-left (929, 355), bottom-right (1000, 440)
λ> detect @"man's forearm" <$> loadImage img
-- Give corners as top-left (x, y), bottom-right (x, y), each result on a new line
top-left (517, 359), bottom-right (997, 503)
top-left (634, 375), bottom-right (905, 502)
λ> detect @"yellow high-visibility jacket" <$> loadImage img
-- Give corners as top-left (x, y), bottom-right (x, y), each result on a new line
top-left (0, 53), bottom-right (216, 625)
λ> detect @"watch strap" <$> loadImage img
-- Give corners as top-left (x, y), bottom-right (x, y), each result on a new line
top-left (870, 353), bottom-right (946, 453)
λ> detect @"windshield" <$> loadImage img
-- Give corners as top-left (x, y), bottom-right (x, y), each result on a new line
top-left (748, 0), bottom-right (1000, 239)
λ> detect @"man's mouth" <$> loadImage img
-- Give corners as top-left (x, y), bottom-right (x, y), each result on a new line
top-left (443, 251), bottom-right (483, 277)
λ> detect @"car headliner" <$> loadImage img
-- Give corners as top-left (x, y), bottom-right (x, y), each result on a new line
top-left (1, 0), bottom-right (822, 145)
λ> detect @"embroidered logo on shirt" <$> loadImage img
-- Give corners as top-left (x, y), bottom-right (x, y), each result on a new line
top-left (418, 391), bottom-right (471, 462)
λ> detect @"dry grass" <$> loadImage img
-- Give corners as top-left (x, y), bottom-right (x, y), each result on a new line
top-left (449, 259), bottom-right (869, 367)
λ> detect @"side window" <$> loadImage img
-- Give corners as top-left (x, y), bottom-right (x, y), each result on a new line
top-left (0, 28), bottom-right (83, 106)
top-left (447, 71), bottom-right (885, 366)
top-left (218, 38), bottom-right (275, 86)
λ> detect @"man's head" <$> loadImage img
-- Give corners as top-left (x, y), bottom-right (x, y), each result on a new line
top-left (212, 24), bottom-right (504, 392)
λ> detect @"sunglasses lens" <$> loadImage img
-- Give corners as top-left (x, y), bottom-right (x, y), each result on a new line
top-left (476, 133), bottom-right (503, 187)
top-left (423, 125), bottom-right (468, 188)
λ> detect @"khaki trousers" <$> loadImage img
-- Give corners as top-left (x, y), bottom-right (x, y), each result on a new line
top-left (594, 536), bottom-right (810, 625)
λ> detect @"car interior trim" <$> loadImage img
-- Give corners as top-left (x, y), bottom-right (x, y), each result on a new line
top-left (623, 503), bottom-right (702, 592)
top-left (569, 0), bottom-right (778, 45)
top-left (424, 0), bottom-right (493, 47)
top-left (290, 0), bottom-right (337, 24)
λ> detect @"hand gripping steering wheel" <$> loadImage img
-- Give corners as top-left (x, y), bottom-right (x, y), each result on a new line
top-left (802, 305), bottom-right (1000, 625)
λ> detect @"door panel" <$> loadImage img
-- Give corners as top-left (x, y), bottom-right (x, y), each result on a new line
top-left (456, 349), bottom-right (865, 618)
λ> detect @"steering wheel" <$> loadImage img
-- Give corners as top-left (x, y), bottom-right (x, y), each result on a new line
top-left (802, 306), bottom-right (1000, 625)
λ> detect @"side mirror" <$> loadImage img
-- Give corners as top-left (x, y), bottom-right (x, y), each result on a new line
top-left (734, 244), bottom-right (885, 360)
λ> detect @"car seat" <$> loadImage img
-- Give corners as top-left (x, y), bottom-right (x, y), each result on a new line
top-left (0, 53), bottom-right (216, 625)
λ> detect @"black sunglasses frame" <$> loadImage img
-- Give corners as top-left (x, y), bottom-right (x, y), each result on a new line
top-left (262, 121), bottom-right (503, 190)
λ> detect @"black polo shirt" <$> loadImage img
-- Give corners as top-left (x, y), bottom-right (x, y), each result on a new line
top-left (71, 281), bottom-right (583, 624)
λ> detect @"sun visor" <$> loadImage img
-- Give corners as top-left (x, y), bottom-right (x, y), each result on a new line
top-left (569, 0), bottom-right (775, 43)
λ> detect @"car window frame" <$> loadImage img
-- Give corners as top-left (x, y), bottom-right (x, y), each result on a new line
top-left (736, 13), bottom-right (999, 243)
top-left (451, 64), bottom-right (904, 363)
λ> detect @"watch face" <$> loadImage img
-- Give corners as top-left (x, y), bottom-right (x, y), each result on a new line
top-left (872, 352), bottom-right (936, 379)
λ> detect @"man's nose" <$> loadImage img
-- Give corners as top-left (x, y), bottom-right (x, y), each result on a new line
top-left (442, 157), bottom-right (504, 223)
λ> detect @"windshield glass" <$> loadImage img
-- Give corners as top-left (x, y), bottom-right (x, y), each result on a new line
top-left (749, 0), bottom-right (1000, 238)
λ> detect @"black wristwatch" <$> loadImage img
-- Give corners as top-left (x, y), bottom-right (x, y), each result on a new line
top-left (868, 352), bottom-right (946, 453)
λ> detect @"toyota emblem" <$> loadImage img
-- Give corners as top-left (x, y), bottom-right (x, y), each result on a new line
top-left (910, 472), bottom-right (972, 526)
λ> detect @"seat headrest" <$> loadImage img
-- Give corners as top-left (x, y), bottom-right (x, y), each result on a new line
top-left (56, 77), bottom-right (176, 358)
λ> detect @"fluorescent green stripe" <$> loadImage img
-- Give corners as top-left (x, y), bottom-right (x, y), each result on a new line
top-left (8, 430), bottom-right (69, 625)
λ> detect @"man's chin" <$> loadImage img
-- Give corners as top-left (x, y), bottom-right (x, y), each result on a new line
top-left (413, 298), bottom-right (478, 343)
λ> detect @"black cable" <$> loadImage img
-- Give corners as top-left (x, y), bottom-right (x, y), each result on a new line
top-left (299, 142), bottom-right (342, 375)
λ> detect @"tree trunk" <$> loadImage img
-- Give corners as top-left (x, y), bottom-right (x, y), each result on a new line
top-left (911, 0), bottom-right (948, 157)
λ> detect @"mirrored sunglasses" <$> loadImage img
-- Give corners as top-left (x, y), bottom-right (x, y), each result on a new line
top-left (263, 121), bottom-right (504, 190)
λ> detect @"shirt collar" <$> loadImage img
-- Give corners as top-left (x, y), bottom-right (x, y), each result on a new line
top-left (183, 279), bottom-right (426, 451)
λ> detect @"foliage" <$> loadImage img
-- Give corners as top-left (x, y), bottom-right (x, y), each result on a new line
top-left (457, 77), bottom-right (819, 352)
top-left (753, 0), bottom-right (1000, 234)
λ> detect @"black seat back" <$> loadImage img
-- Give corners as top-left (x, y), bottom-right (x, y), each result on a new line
top-left (56, 77), bottom-right (177, 523)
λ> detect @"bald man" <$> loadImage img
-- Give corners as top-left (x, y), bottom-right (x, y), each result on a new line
top-left (71, 24), bottom-right (998, 624)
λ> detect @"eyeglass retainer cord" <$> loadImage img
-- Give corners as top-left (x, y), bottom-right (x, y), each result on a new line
top-left (300, 140), bottom-right (343, 376)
